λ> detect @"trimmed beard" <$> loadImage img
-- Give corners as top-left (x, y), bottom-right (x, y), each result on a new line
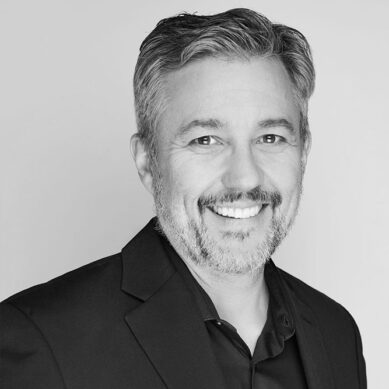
top-left (151, 162), bottom-right (302, 275)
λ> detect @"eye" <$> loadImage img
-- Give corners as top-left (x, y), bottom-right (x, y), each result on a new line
top-left (191, 136), bottom-right (219, 146)
top-left (257, 134), bottom-right (285, 144)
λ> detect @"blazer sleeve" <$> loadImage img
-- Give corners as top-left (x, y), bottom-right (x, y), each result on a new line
top-left (0, 302), bottom-right (66, 389)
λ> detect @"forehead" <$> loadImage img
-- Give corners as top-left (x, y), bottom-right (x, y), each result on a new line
top-left (158, 56), bottom-right (299, 138)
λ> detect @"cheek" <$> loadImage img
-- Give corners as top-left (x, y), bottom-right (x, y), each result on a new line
top-left (165, 153), bottom-right (223, 196)
top-left (259, 151), bottom-right (303, 193)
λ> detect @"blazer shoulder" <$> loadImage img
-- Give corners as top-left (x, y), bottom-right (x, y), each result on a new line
top-left (278, 267), bottom-right (356, 324)
top-left (277, 267), bottom-right (367, 388)
top-left (0, 302), bottom-right (68, 389)
top-left (1, 253), bottom-right (123, 315)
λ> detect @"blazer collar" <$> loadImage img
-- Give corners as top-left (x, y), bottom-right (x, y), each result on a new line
top-left (121, 219), bottom-right (175, 301)
top-left (121, 218), bottom-right (226, 389)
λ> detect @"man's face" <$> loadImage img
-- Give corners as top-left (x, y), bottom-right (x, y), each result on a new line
top-left (149, 57), bottom-right (309, 274)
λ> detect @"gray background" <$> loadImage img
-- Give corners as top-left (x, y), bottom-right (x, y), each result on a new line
top-left (1, 0), bottom-right (388, 387)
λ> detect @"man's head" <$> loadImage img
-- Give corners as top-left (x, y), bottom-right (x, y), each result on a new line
top-left (131, 8), bottom-right (315, 275)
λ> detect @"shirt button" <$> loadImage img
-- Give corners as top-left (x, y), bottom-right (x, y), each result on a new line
top-left (216, 321), bottom-right (222, 326)
top-left (281, 315), bottom-right (290, 327)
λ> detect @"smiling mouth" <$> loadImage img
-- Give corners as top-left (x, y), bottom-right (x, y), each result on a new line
top-left (208, 204), bottom-right (268, 219)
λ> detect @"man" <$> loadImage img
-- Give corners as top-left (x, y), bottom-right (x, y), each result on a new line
top-left (0, 8), bottom-right (366, 389)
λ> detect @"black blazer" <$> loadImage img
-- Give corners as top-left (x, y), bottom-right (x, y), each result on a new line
top-left (0, 219), bottom-right (367, 389)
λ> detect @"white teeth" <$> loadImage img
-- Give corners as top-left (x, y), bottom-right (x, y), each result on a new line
top-left (213, 205), bottom-right (262, 219)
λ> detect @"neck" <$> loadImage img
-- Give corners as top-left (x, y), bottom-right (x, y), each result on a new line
top-left (184, 260), bottom-right (269, 354)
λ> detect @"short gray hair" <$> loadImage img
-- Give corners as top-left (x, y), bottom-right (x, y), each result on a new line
top-left (133, 8), bottom-right (315, 155)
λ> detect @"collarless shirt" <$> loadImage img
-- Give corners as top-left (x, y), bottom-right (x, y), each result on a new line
top-left (160, 234), bottom-right (308, 389)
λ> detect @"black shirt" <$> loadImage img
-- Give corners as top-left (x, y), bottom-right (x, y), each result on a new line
top-left (162, 236), bottom-right (308, 389)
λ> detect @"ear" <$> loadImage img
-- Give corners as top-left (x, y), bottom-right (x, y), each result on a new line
top-left (301, 129), bottom-right (312, 168)
top-left (130, 134), bottom-right (154, 195)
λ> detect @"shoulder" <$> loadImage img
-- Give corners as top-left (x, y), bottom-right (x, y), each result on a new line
top-left (1, 253), bottom-right (125, 320)
top-left (0, 254), bottom-right (125, 388)
top-left (276, 266), bottom-right (364, 356)
top-left (277, 266), bottom-right (367, 388)
top-left (1, 219), bottom-right (161, 320)
top-left (278, 266), bottom-right (357, 324)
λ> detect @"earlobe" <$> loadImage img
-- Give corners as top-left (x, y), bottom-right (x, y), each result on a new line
top-left (130, 134), bottom-right (154, 195)
top-left (301, 130), bottom-right (312, 167)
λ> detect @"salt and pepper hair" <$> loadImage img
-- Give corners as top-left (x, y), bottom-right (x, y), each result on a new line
top-left (133, 8), bottom-right (315, 157)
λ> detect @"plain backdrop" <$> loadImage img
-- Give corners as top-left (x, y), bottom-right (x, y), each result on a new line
top-left (1, 0), bottom-right (388, 387)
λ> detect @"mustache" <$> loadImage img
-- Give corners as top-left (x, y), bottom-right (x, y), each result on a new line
top-left (198, 186), bottom-right (282, 210)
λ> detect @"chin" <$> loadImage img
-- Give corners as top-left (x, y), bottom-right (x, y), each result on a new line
top-left (203, 248), bottom-right (271, 275)
top-left (154, 193), bottom-right (292, 275)
top-left (183, 215), bottom-right (285, 274)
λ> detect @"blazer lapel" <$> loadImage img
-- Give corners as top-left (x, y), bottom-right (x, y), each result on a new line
top-left (121, 220), bottom-right (225, 389)
top-left (293, 299), bottom-right (336, 389)
top-left (273, 263), bottom-right (335, 389)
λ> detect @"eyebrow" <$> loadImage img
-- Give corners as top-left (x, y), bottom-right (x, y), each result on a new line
top-left (176, 117), bottom-right (296, 138)
top-left (176, 119), bottom-right (223, 137)
top-left (258, 118), bottom-right (296, 133)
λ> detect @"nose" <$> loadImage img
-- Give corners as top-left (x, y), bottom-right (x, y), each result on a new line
top-left (221, 144), bottom-right (265, 191)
